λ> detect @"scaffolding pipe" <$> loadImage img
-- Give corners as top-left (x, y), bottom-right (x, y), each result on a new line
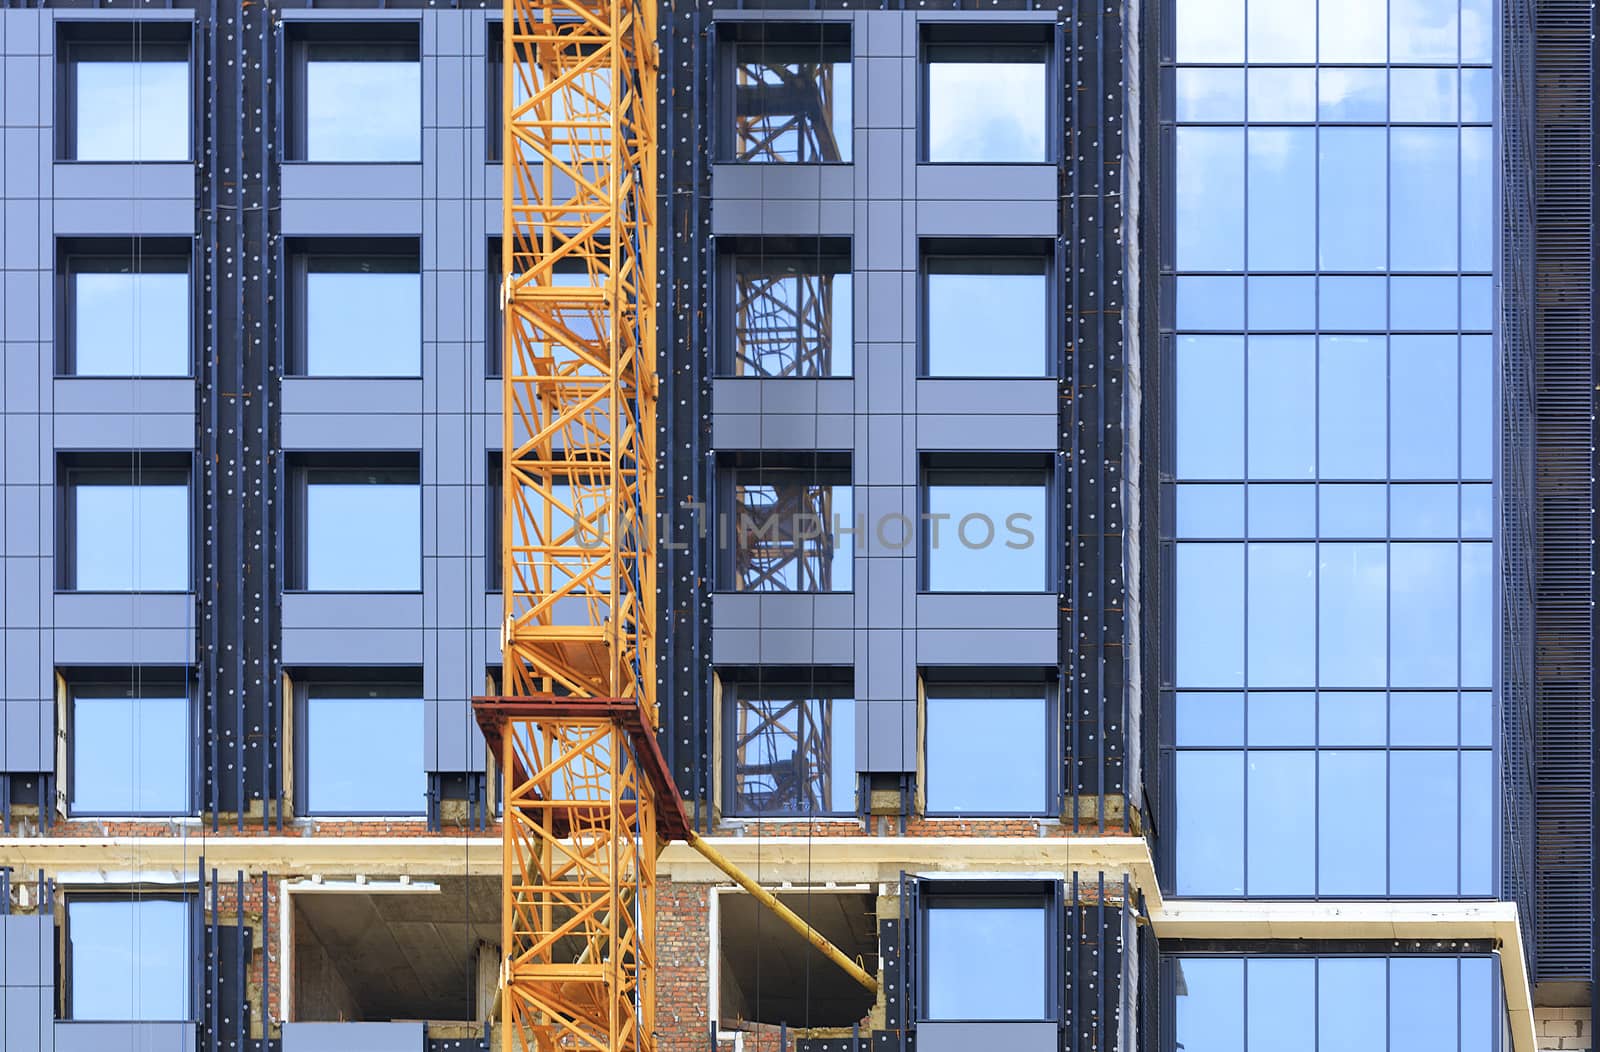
top-left (685, 831), bottom-right (880, 995)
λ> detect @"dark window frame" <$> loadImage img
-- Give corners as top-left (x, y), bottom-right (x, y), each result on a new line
top-left (918, 881), bottom-right (1060, 1024)
top-left (920, 239), bottom-right (1057, 379)
top-left (919, 23), bottom-right (1056, 165)
top-left (65, 669), bottom-right (196, 819)
top-left (56, 453), bottom-right (195, 593)
top-left (715, 454), bottom-right (854, 594)
top-left (56, 237), bottom-right (194, 378)
top-left (284, 22), bottom-right (421, 163)
top-left (285, 453), bottom-right (423, 593)
top-left (716, 20), bottom-right (853, 165)
top-left (921, 674), bottom-right (1059, 818)
top-left (55, 22), bottom-right (194, 163)
top-left (286, 237), bottom-right (421, 377)
top-left (61, 891), bottom-right (199, 1022)
top-left (919, 455), bottom-right (1059, 594)
top-left (292, 671), bottom-right (426, 818)
top-left (721, 670), bottom-right (856, 819)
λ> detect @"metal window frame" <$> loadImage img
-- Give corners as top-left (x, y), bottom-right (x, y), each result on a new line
top-left (292, 673), bottom-right (426, 819)
top-left (55, 237), bottom-right (195, 378)
top-left (64, 671), bottom-right (197, 820)
top-left (920, 675), bottom-right (1060, 818)
top-left (284, 453), bottom-right (422, 593)
top-left (282, 22), bottom-right (422, 163)
top-left (284, 237), bottom-right (422, 377)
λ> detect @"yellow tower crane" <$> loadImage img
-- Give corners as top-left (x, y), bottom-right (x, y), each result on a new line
top-left (475, 0), bottom-right (876, 1049)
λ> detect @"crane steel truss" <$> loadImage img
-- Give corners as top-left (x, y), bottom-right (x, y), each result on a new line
top-left (490, 0), bottom-right (661, 1044)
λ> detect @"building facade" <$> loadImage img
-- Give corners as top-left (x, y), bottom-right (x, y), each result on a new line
top-left (0, 0), bottom-right (1590, 1050)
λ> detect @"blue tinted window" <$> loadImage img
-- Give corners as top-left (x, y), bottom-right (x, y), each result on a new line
top-left (1248, 543), bottom-right (1315, 686)
top-left (304, 258), bottom-right (421, 376)
top-left (926, 259), bottom-right (1048, 377)
top-left (1175, 750), bottom-right (1244, 894)
top-left (305, 685), bottom-right (424, 814)
top-left (304, 474), bottom-right (421, 591)
top-left (1391, 335), bottom-right (1459, 478)
top-left (70, 689), bottom-right (189, 815)
top-left (73, 481), bottom-right (190, 591)
top-left (728, 684), bottom-right (855, 816)
top-left (1391, 128), bottom-right (1460, 272)
top-left (1319, 127), bottom-right (1387, 271)
top-left (1319, 750), bottom-right (1387, 892)
top-left (925, 478), bottom-right (1047, 592)
top-left (303, 46), bottom-right (420, 161)
top-left (1247, 128), bottom-right (1315, 270)
top-left (1318, 0), bottom-right (1386, 61)
top-left (1390, 67), bottom-right (1457, 122)
top-left (1391, 0), bottom-right (1459, 62)
top-left (74, 56), bottom-right (189, 161)
top-left (1246, 751), bottom-right (1315, 894)
top-left (1247, 484), bottom-right (1315, 537)
top-left (1177, 67), bottom-right (1245, 121)
top-left (1318, 543), bottom-right (1387, 688)
top-left (1175, 692), bottom-right (1244, 746)
top-left (1176, 543), bottom-right (1244, 687)
top-left (1176, 127), bottom-right (1245, 270)
top-left (1318, 276), bottom-right (1387, 331)
top-left (1391, 750), bottom-right (1460, 894)
top-left (1247, 336), bottom-right (1315, 479)
top-left (69, 898), bottom-right (191, 1020)
top-left (926, 46), bottom-right (1047, 163)
top-left (72, 266), bottom-right (189, 376)
top-left (1175, 0), bottom-right (1244, 63)
top-left (1318, 67), bottom-right (1387, 121)
top-left (1318, 336), bottom-right (1387, 479)
top-left (1177, 956), bottom-right (1497, 1052)
top-left (925, 686), bottom-right (1049, 814)
top-left (1176, 337), bottom-right (1245, 480)
top-left (1246, 276), bottom-right (1315, 330)
top-left (1390, 542), bottom-right (1460, 687)
top-left (1247, 68), bottom-right (1315, 122)
top-left (1177, 276), bottom-right (1246, 330)
top-left (924, 901), bottom-right (1048, 1020)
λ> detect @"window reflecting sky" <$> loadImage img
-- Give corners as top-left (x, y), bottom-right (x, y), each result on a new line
top-left (306, 691), bottom-right (425, 814)
top-left (69, 898), bottom-right (191, 1021)
top-left (75, 60), bottom-right (189, 161)
top-left (1166, 0), bottom-right (1494, 898)
top-left (926, 261), bottom-right (1048, 377)
top-left (74, 483), bottom-right (189, 591)
top-left (74, 271), bottom-right (189, 376)
top-left (1174, 955), bottom-right (1497, 1052)
top-left (926, 481), bottom-right (1047, 592)
top-left (729, 688), bottom-right (855, 816)
top-left (306, 481), bottom-right (421, 591)
top-left (71, 693), bottom-right (188, 816)
top-left (306, 58), bottom-right (420, 161)
top-left (927, 49), bottom-right (1047, 163)
top-left (306, 269), bottom-right (421, 376)
top-left (925, 903), bottom-right (1048, 1020)
top-left (925, 689), bottom-right (1049, 813)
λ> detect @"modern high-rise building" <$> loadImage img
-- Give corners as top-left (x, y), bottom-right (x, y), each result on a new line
top-left (0, 0), bottom-right (1590, 1050)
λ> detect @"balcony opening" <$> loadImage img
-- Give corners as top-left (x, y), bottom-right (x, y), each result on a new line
top-left (717, 888), bottom-right (878, 1030)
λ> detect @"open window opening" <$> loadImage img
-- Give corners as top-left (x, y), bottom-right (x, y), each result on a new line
top-left (715, 887), bottom-right (878, 1031)
top-left (288, 876), bottom-right (500, 1027)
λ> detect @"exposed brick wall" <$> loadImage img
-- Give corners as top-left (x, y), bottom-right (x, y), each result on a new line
top-left (1539, 1008), bottom-right (1593, 1051)
top-left (657, 878), bottom-right (712, 1052)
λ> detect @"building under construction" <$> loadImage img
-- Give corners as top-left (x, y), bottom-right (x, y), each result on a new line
top-left (0, 0), bottom-right (1593, 1050)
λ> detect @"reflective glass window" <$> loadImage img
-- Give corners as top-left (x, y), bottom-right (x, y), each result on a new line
top-left (728, 254), bottom-right (852, 377)
top-left (68, 897), bottom-right (191, 1020)
top-left (1176, 127), bottom-right (1245, 270)
top-left (926, 43), bottom-right (1048, 163)
top-left (69, 475), bottom-right (190, 592)
top-left (301, 467), bottom-right (421, 591)
top-left (1174, 956), bottom-right (1500, 1051)
top-left (303, 682), bottom-right (424, 815)
top-left (926, 256), bottom-right (1049, 376)
top-left (68, 253), bottom-right (189, 376)
top-left (730, 35), bottom-right (851, 163)
top-left (298, 41), bottom-right (420, 161)
top-left (728, 468), bottom-right (853, 592)
top-left (70, 45), bottom-right (189, 161)
top-left (924, 898), bottom-right (1049, 1020)
top-left (924, 472), bottom-right (1048, 592)
top-left (69, 684), bottom-right (190, 816)
top-left (925, 682), bottom-right (1050, 814)
top-left (300, 252), bottom-right (421, 376)
top-left (726, 680), bottom-right (855, 816)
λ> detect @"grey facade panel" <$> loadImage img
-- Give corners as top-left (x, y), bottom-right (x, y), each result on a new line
top-left (281, 1021), bottom-right (426, 1052)
top-left (52, 380), bottom-right (195, 416)
top-left (51, 413), bottom-right (194, 451)
top-left (280, 163), bottom-right (423, 200)
top-left (53, 198), bottom-right (195, 237)
top-left (52, 164), bottom-right (194, 201)
top-left (916, 593), bottom-right (1058, 632)
top-left (54, 1022), bottom-right (202, 1052)
top-left (916, 1023), bottom-right (1057, 1052)
top-left (281, 593), bottom-right (425, 631)
top-left (280, 378), bottom-right (425, 415)
top-left (279, 413), bottom-right (423, 450)
top-left (281, 628), bottom-right (423, 667)
top-left (280, 198), bottom-right (423, 238)
top-left (856, 696), bottom-right (916, 771)
top-left (916, 628), bottom-right (1056, 666)
top-left (0, 915), bottom-right (50, 985)
top-left (915, 378), bottom-right (1058, 416)
top-left (915, 198), bottom-right (1057, 238)
top-left (0, 700), bottom-right (47, 770)
top-left (53, 627), bottom-right (195, 666)
top-left (53, 593), bottom-right (196, 632)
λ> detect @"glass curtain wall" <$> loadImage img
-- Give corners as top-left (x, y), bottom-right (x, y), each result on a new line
top-left (1165, 0), bottom-right (1495, 897)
